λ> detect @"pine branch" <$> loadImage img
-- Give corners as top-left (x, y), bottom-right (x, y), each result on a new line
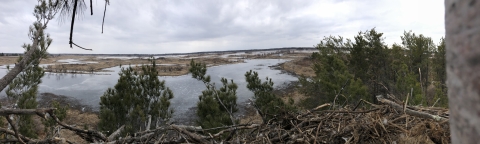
top-left (0, 25), bottom-right (43, 92)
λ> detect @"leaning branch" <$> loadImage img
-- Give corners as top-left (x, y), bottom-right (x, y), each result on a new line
top-left (376, 95), bottom-right (448, 121)
top-left (171, 124), bottom-right (209, 143)
top-left (5, 115), bottom-right (25, 144)
top-left (47, 111), bottom-right (108, 142)
top-left (0, 25), bottom-right (43, 92)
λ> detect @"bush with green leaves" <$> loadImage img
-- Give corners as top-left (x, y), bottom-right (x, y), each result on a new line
top-left (245, 70), bottom-right (296, 121)
top-left (189, 60), bottom-right (238, 129)
top-left (99, 59), bottom-right (174, 135)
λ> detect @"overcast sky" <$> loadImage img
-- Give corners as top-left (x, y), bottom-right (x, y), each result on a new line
top-left (0, 0), bottom-right (444, 54)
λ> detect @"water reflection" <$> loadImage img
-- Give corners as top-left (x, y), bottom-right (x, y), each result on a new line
top-left (1, 59), bottom-right (297, 123)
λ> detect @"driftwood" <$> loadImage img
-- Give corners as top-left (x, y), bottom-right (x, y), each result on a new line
top-left (0, 96), bottom-right (451, 143)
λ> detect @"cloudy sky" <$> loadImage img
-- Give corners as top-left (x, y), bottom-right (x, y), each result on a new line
top-left (0, 0), bottom-right (444, 54)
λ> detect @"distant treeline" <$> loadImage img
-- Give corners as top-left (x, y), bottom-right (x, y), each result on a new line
top-left (0, 47), bottom-right (315, 57)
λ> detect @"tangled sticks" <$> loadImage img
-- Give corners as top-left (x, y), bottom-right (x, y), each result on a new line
top-left (0, 95), bottom-right (450, 143)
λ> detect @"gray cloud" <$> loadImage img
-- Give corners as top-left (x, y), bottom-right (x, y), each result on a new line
top-left (0, 0), bottom-right (445, 54)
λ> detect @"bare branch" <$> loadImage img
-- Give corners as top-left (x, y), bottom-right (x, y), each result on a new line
top-left (376, 95), bottom-right (447, 121)
top-left (89, 0), bottom-right (93, 15)
top-left (171, 125), bottom-right (209, 143)
top-left (5, 115), bottom-right (25, 144)
top-left (0, 108), bottom-right (53, 117)
top-left (47, 111), bottom-right (108, 142)
top-left (102, 0), bottom-right (109, 33)
top-left (107, 125), bottom-right (124, 141)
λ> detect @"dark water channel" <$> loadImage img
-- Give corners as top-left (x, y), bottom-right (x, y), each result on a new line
top-left (0, 59), bottom-right (298, 124)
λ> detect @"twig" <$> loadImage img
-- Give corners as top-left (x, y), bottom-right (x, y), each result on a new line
top-left (319, 108), bottom-right (380, 113)
top-left (404, 93), bottom-right (409, 114)
top-left (5, 115), bottom-right (25, 144)
top-left (90, 0), bottom-right (93, 15)
top-left (102, 0), bottom-right (109, 33)
top-left (431, 98), bottom-right (441, 107)
top-left (68, 0), bottom-right (78, 48)
top-left (71, 42), bottom-right (92, 51)
top-left (331, 79), bottom-right (349, 110)
top-left (298, 103), bottom-right (330, 118)
top-left (47, 111), bottom-right (108, 142)
top-left (249, 98), bottom-right (266, 123)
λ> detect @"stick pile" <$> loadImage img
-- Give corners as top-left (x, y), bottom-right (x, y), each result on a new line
top-left (0, 95), bottom-right (450, 143)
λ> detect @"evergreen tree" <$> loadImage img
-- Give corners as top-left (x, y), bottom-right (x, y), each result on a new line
top-left (433, 38), bottom-right (446, 86)
top-left (401, 31), bottom-right (436, 103)
top-left (300, 36), bottom-right (369, 109)
top-left (5, 1), bottom-right (53, 137)
top-left (245, 70), bottom-right (295, 120)
top-left (432, 38), bottom-right (447, 107)
top-left (99, 59), bottom-right (174, 135)
top-left (395, 63), bottom-right (423, 105)
top-left (389, 43), bottom-right (409, 97)
top-left (349, 31), bottom-right (369, 81)
top-left (189, 60), bottom-right (238, 130)
top-left (348, 29), bottom-right (390, 103)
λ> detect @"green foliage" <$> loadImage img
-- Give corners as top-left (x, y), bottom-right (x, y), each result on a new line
top-left (395, 63), bottom-right (424, 105)
top-left (433, 81), bottom-right (448, 107)
top-left (43, 101), bottom-right (68, 137)
top-left (4, 0), bottom-right (53, 137)
top-left (301, 28), bottom-right (448, 108)
top-left (300, 36), bottom-right (369, 109)
top-left (189, 60), bottom-right (238, 129)
top-left (432, 38), bottom-right (448, 107)
top-left (348, 28), bottom-right (391, 102)
top-left (401, 31), bottom-right (435, 90)
top-left (245, 70), bottom-right (296, 120)
top-left (99, 59), bottom-right (174, 135)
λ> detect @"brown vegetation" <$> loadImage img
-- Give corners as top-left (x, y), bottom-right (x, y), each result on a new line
top-left (1, 50), bottom-right (314, 77)
top-left (279, 57), bottom-right (315, 77)
top-left (1, 55), bottom-right (246, 76)
top-left (0, 95), bottom-right (449, 143)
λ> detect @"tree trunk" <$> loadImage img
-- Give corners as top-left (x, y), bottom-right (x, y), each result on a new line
top-left (445, 0), bottom-right (480, 143)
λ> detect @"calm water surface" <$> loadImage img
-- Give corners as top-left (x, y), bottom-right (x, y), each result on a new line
top-left (0, 59), bottom-right (297, 123)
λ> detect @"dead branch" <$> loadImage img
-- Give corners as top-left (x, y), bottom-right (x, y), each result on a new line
top-left (107, 125), bottom-right (125, 141)
top-left (376, 95), bottom-right (447, 121)
top-left (0, 99), bottom-right (451, 144)
top-left (0, 127), bottom-right (64, 143)
top-left (249, 98), bottom-right (266, 123)
top-left (0, 108), bottom-right (54, 117)
top-left (47, 111), bottom-right (108, 142)
top-left (5, 115), bottom-right (25, 144)
top-left (319, 108), bottom-right (380, 113)
top-left (171, 124), bottom-right (209, 143)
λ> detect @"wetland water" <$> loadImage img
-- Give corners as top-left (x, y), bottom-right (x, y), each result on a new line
top-left (0, 59), bottom-right (297, 123)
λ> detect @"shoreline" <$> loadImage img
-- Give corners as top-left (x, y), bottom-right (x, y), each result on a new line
top-left (0, 54), bottom-right (313, 126)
